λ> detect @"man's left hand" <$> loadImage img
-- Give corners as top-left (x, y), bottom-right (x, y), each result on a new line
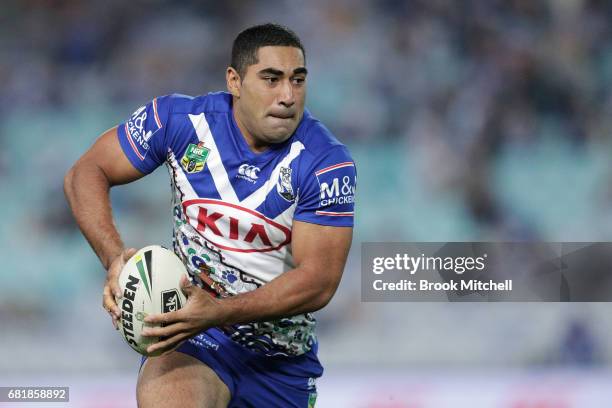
top-left (142, 274), bottom-right (222, 355)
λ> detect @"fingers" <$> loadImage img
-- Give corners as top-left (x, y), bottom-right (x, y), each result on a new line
top-left (123, 247), bottom-right (137, 261)
top-left (108, 277), bottom-right (122, 300)
top-left (103, 248), bottom-right (137, 331)
top-left (146, 332), bottom-right (190, 355)
top-left (144, 309), bottom-right (183, 325)
top-left (103, 283), bottom-right (121, 331)
top-left (180, 274), bottom-right (195, 297)
top-left (108, 247), bottom-right (136, 299)
top-left (142, 321), bottom-right (189, 339)
top-left (103, 283), bottom-right (121, 318)
top-left (110, 314), bottom-right (119, 330)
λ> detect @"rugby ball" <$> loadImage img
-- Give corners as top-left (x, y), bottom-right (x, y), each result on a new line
top-left (116, 245), bottom-right (189, 356)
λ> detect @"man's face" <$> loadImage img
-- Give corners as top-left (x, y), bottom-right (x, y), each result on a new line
top-left (229, 46), bottom-right (307, 149)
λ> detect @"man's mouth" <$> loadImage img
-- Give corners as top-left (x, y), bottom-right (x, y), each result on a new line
top-left (269, 112), bottom-right (295, 119)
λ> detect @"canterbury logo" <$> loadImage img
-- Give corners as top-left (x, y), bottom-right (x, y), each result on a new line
top-left (238, 164), bottom-right (260, 181)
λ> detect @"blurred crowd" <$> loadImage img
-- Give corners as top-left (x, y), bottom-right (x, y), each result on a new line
top-left (2, 0), bottom-right (612, 239)
top-left (4, 0), bottom-right (612, 140)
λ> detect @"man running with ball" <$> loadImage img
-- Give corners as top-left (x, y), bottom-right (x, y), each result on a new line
top-left (65, 23), bottom-right (356, 408)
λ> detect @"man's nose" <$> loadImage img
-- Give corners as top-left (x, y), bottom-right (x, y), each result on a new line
top-left (278, 80), bottom-right (295, 108)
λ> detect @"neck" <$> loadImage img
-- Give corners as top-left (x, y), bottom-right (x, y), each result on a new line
top-left (232, 108), bottom-right (269, 154)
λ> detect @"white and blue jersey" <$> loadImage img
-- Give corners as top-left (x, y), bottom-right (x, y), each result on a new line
top-left (117, 92), bottom-right (356, 357)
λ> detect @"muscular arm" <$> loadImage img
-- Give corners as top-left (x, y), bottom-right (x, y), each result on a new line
top-left (64, 126), bottom-right (144, 268)
top-left (144, 221), bottom-right (353, 354)
top-left (217, 221), bottom-right (352, 324)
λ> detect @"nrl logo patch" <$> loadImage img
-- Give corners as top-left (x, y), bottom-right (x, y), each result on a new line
top-left (181, 142), bottom-right (210, 173)
top-left (276, 166), bottom-right (295, 201)
top-left (307, 392), bottom-right (317, 408)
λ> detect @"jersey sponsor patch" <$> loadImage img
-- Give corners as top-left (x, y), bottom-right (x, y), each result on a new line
top-left (314, 161), bottom-right (356, 216)
top-left (124, 98), bottom-right (163, 160)
top-left (182, 199), bottom-right (291, 253)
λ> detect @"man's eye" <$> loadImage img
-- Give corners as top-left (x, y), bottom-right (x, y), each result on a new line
top-left (292, 77), bottom-right (305, 85)
top-left (264, 77), bottom-right (278, 84)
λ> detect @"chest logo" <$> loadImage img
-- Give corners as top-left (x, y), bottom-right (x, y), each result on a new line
top-left (181, 142), bottom-right (210, 174)
top-left (182, 199), bottom-right (291, 253)
top-left (277, 167), bottom-right (295, 202)
top-left (237, 164), bottom-right (260, 183)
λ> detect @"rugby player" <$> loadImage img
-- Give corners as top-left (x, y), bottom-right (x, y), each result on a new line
top-left (64, 23), bottom-right (356, 408)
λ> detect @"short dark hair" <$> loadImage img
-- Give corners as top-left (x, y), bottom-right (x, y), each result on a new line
top-left (231, 23), bottom-right (306, 77)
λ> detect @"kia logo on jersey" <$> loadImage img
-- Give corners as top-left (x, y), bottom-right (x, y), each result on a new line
top-left (182, 199), bottom-right (291, 253)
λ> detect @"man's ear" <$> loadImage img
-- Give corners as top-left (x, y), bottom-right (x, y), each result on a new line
top-left (226, 67), bottom-right (241, 98)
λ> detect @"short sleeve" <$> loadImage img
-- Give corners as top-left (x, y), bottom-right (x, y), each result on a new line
top-left (117, 95), bottom-right (172, 174)
top-left (294, 146), bottom-right (356, 227)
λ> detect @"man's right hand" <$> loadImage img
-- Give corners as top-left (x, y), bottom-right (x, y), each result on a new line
top-left (103, 248), bottom-right (137, 329)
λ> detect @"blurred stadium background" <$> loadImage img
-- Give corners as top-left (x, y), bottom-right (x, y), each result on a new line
top-left (2, 0), bottom-right (612, 406)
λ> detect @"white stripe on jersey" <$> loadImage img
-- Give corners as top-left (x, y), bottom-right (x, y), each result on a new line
top-left (240, 141), bottom-right (305, 209)
top-left (167, 150), bottom-right (198, 200)
top-left (189, 113), bottom-right (240, 204)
